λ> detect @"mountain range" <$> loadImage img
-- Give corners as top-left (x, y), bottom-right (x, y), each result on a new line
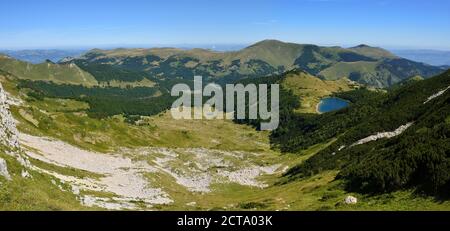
top-left (0, 49), bottom-right (86, 64)
top-left (64, 40), bottom-right (445, 88)
top-left (0, 40), bottom-right (446, 89)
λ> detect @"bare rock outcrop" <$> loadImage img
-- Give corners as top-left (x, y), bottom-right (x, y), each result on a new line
top-left (350, 122), bottom-right (413, 147)
top-left (0, 158), bottom-right (11, 180)
top-left (424, 85), bottom-right (450, 104)
top-left (344, 196), bottom-right (358, 204)
top-left (0, 82), bottom-right (21, 180)
top-left (0, 83), bottom-right (20, 150)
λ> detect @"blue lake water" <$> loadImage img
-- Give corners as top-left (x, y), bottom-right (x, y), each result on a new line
top-left (318, 97), bottom-right (349, 113)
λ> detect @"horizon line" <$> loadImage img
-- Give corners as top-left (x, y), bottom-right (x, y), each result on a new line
top-left (1, 41), bottom-right (450, 52)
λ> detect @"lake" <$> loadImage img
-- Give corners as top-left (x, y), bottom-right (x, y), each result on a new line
top-left (317, 97), bottom-right (349, 113)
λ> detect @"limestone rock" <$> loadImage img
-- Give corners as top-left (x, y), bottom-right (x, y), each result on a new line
top-left (350, 122), bottom-right (413, 147)
top-left (344, 195), bottom-right (358, 204)
top-left (0, 158), bottom-right (11, 180)
top-left (0, 83), bottom-right (20, 150)
top-left (21, 170), bottom-right (31, 178)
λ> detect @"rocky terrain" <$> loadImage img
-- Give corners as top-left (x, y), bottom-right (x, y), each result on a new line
top-left (18, 133), bottom-right (286, 210)
top-left (0, 83), bottom-right (22, 180)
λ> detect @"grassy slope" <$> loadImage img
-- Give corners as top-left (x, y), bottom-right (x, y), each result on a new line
top-left (318, 61), bottom-right (378, 80)
top-left (226, 40), bottom-right (304, 68)
top-left (0, 150), bottom-right (94, 210)
top-left (281, 71), bottom-right (359, 113)
top-left (0, 56), bottom-right (157, 89)
top-left (348, 45), bottom-right (397, 59)
top-left (0, 75), bottom-right (98, 210)
top-left (11, 97), bottom-right (271, 153)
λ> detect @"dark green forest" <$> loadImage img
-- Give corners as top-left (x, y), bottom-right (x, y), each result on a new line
top-left (74, 60), bottom-right (158, 83)
top-left (17, 80), bottom-right (175, 118)
top-left (284, 70), bottom-right (450, 196)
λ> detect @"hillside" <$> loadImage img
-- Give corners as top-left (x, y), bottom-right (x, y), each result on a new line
top-left (230, 68), bottom-right (450, 197)
top-left (0, 55), bottom-right (98, 86)
top-left (349, 44), bottom-right (397, 59)
top-left (284, 70), bottom-right (450, 196)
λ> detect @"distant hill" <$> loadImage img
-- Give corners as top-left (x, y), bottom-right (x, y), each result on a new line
top-left (0, 55), bottom-right (97, 86)
top-left (71, 40), bottom-right (443, 88)
top-left (0, 49), bottom-right (86, 64)
top-left (348, 44), bottom-right (397, 59)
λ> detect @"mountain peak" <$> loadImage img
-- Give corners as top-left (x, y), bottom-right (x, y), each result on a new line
top-left (353, 44), bottom-right (372, 48)
top-left (88, 48), bottom-right (105, 53)
top-left (58, 56), bottom-right (75, 64)
top-left (248, 39), bottom-right (288, 48)
top-left (256, 39), bottom-right (285, 44)
top-left (349, 44), bottom-right (397, 59)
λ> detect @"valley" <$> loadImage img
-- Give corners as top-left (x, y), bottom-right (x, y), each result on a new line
top-left (1, 40), bottom-right (450, 211)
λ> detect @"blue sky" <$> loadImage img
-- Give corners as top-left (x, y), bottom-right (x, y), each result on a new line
top-left (1, 0), bottom-right (449, 50)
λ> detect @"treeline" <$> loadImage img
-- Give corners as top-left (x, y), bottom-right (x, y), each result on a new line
top-left (18, 80), bottom-right (175, 118)
top-left (74, 60), bottom-right (158, 83)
